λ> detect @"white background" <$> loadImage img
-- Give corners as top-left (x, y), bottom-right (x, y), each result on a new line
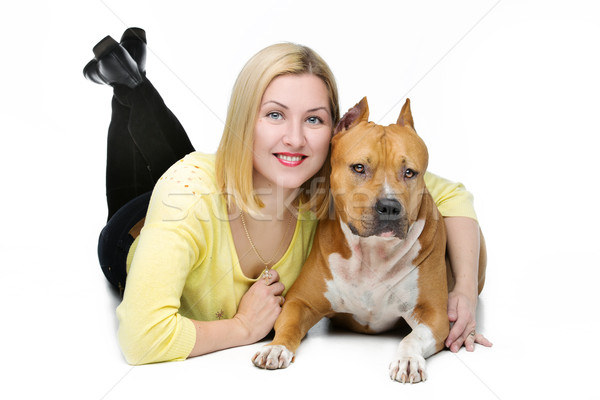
top-left (1, 0), bottom-right (599, 399)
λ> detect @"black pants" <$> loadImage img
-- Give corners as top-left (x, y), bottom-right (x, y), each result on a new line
top-left (97, 78), bottom-right (195, 291)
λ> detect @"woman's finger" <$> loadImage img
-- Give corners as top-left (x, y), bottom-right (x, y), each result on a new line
top-left (450, 319), bottom-right (477, 352)
top-left (464, 330), bottom-right (476, 352)
top-left (266, 281), bottom-right (285, 297)
top-left (447, 296), bottom-right (459, 322)
top-left (446, 316), bottom-right (467, 348)
top-left (474, 333), bottom-right (493, 347)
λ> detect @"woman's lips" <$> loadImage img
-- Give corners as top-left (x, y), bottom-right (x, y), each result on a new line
top-left (274, 153), bottom-right (307, 167)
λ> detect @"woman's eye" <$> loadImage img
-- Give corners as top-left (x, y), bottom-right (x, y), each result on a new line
top-left (404, 169), bottom-right (417, 179)
top-left (306, 116), bottom-right (323, 124)
top-left (267, 112), bottom-right (283, 120)
top-left (352, 164), bottom-right (365, 174)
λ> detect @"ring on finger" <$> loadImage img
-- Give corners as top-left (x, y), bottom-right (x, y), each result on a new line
top-left (469, 331), bottom-right (476, 337)
top-left (279, 296), bottom-right (285, 306)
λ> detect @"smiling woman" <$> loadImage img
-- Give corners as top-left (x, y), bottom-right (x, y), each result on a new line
top-left (215, 45), bottom-right (339, 220)
top-left (88, 35), bottom-right (341, 364)
top-left (252, 74), bottom-right (332, 195)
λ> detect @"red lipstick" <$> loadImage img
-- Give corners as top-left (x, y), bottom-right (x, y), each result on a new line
top-left (274, 152), bottom-right (307, 167)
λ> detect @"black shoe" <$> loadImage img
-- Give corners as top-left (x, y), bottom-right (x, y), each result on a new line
top-left (83, 35), bottom-right (143, 88)
top-left (120, 27), bottom-right (147, 75)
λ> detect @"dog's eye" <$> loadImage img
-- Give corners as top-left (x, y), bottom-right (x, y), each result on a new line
top-left (352, 164), bottom-right (365, 174)
top-left (404, 169), bottom-right (417, 179)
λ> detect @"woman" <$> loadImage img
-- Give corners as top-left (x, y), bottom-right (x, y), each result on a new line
top-left (86, 28), bottom-right (490, 365)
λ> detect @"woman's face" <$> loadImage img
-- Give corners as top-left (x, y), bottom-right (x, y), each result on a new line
top-left (252, 73), bottom-right (332, 196)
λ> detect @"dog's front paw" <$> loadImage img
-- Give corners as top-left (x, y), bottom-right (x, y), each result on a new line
top-left (389, 354), bottom-right (427, 383)
top-left (252, 345), bottom-right (294, 370)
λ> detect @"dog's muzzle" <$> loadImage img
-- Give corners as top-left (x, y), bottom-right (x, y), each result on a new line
top-left (374, 198), bottom-right (407, 238)
top-left (347, 198), bottom-right (408, 239)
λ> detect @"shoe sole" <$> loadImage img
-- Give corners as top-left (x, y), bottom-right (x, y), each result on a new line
top-left (92, 35), bottom-right (119, 60)
top-left (121, 27), bottom-right (146, 44)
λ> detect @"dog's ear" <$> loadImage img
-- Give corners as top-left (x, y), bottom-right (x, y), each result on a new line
top-left (334, 97), bottom-right (370, 135)
top-left (396, 98), bottom-right (414, 129)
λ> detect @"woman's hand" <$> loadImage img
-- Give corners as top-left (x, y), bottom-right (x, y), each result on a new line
top-left (445, 289), bottom-right (492, 352)
top-left (233, 269), bottom-right (285, 344)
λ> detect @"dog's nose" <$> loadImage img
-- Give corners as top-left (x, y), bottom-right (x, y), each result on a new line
top-left (375, 198), bottom-right (402, 218)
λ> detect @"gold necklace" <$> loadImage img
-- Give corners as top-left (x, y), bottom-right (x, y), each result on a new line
top-left (239, 209), bottom-right (294, 276)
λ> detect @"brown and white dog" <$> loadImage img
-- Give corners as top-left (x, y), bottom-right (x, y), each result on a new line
top-left (252, 97), bottom-right (451, 383)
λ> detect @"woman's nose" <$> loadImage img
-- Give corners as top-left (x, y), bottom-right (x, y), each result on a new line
top-left (283, 121), bottom-right (307, 148)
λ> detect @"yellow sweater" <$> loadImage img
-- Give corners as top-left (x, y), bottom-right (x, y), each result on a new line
top-left (116, 152), bottom-right (476, 365)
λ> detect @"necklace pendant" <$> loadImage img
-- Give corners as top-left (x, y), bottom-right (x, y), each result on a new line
top-left (240, 209), bottom-right (294, 281)
top-left (262, 267), bottom-right (272, 283)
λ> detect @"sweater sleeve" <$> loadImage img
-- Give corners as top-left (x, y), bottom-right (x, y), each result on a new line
top-left (116, 162), bottom-right (206, 365)
top-left (424, 172), bottom-right (478, 221)
top-left (116, 226), bottom-right (198, 364)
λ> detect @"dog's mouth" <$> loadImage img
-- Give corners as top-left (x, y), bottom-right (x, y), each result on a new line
top-left (377, 231), bottom-right (396, 238)
top-left (342, 197), bottom-right (410, 239)
top-left (348, 220), bottom-right (408, 240)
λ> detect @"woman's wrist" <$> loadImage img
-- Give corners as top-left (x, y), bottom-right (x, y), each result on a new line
top-left (451, 279), bottom-right (478, 301)
top-left (188, 317), bottom-right (253, 358)
top-left (231, 314), bottom-right (253, 345)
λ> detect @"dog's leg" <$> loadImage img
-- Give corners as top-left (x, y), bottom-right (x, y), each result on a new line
top-left (390, 282), bottom-right (448, 383)
top-left (389, 323), bottom-right (439, 383)
top-left (252, 240), bottom-right (333, 370)
top-left (251, 298), bottom-right (326, 369)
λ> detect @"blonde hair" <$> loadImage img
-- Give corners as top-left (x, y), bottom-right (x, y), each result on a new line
top-left (215, 42), bottom-right (340, 219)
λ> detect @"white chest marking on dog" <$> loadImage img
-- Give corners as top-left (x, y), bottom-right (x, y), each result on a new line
top-left (324, 219), bottom-right (425, 332)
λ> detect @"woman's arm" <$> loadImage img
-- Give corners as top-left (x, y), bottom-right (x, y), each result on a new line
top-left (188, 319), bottom-right (248, 357)
top-left (117, 155), bottom-right (289, 363)
top-left (445, 216), bottom-right (479, 298)
top-left (425, 172), bottom-right (491, 352)
top-left (188, 270), bottom-right (285, 357)
top-left (444, 216), bottom-right (492, 352)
